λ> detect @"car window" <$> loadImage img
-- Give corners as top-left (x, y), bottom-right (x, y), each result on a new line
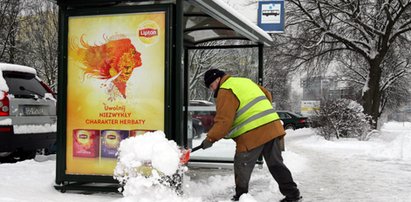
top-left (278, 112), bottom-right (292, 119)
top-left (3, 71), bottom-right (48, 98)
top-left (287, 111), bottom-right (302, 117)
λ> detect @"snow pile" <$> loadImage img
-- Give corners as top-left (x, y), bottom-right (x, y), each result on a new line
top-left (367, 121), bottom-right (411, 161)
top-left (239, 194), bottom-right (257, 202)
top-left (13, 123), bottom-right (57, 134)
top-left (114, 131), bottom-right (188, 201)
top-left (114, 131), bottom-right (180, 176)
top-left (380, 121), bottom-right (411, 130)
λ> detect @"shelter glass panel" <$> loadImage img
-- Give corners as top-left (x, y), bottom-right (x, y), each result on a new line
top-left (186, 46), bottom-right (259, 165)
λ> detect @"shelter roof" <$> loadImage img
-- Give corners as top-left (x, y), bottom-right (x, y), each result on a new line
top-left (184, 0), bottom-right (273, 46)
top-left (54, 0), bottom-right (273, 46)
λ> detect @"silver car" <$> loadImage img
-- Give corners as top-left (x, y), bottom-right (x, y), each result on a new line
top-left (0, 63), bottom-right (57, 161)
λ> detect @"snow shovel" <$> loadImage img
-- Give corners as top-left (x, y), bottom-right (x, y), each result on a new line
top-left (179, 144), bottom-right (203, 164)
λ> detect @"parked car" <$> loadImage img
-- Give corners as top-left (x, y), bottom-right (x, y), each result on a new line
top-left (0, 63), bottom-right (57, 162)
top-left (189, 100), bottom-right (216, 132)
top-left (276, 110), bottom-right (309, 130)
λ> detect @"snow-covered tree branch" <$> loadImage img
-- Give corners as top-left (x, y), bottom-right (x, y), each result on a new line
top-left (283, 0), bottom-right (411, 128)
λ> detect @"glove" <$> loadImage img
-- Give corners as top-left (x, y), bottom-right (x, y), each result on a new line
top-left (201, 138), bottom-right (214, 149)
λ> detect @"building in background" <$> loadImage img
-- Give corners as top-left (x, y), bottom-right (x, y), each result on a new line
top-left (300, 76), bottom-right (355, 116)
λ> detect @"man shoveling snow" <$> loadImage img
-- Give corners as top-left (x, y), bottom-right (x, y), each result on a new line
top-left (200, 69), bottom-right (302, 202)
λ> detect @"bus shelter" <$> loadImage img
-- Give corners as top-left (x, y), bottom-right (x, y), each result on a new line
top-left (54, 0), bottom-right (273, 192)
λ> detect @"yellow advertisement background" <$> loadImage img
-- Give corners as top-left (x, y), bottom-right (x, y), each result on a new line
top-left (66, 12), bottom-right (165, 175)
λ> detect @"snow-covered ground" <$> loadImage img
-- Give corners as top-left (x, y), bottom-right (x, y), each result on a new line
top-left (1, 121), bottom-right (410, 202)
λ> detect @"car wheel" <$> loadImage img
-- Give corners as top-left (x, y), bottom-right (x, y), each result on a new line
top-left (0, 152), bottom-right (12, 158)
top-left (16, 150), bottom-right (36, 161)
top-left (0, 152), bottom-right (15, 163)
top-left (285, 124), bottom-right (295, 130)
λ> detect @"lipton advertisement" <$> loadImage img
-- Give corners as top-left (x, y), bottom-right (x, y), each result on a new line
top-left (66, 11), bottom-right (165, 175)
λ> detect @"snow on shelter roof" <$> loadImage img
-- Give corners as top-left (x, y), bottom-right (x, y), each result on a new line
top-left (186, 0), bottom-right (273, 46)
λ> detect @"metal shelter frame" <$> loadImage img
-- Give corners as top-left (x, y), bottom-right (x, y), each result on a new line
top-left (54, 0), bottom-right (273, 192)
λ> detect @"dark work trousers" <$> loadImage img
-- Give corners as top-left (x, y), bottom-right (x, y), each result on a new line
top-left (234, 137), bottom-right (300, 198)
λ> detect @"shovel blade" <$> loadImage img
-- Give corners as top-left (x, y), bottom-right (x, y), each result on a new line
top-left (179, 149), bottom-right (190, 164)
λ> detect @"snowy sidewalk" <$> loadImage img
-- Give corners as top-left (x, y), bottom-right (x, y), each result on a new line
top-left (184, 125), bottom-right (411, 201)
top-left (0, 122), bottom-right (410, 202)
top-left (286, 126), bottom-right (411, 202)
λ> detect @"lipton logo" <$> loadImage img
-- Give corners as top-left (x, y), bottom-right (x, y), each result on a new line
top-left (107, 134), bottom-right (117, 139)
top-left (139, 28), bottom-right (158, 38)
top-left (79, 134), bottom-right (88, 139)
top-left (138, 20), bottom-right (160, 45)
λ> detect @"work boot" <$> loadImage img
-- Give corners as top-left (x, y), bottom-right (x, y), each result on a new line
top-left (279, 196), bottom-right (302, 202)
top-left (231, 195), bottom-right (240, 201)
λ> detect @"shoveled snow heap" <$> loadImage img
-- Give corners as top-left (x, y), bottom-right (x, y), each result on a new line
top-left (114, 131), bottom-right (184, 199)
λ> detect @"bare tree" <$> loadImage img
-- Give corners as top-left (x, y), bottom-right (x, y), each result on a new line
top-left (18, 0), bottom-right (58, 90)
top-left (188, 41), bottom-right (259, 101)
top-left (0, 0), bottom-right (21, 62)
top-left (336, 47), bottom-right (411, 116)
top-left (264, 44), bottom-right (292, 110)
top-left (0, 0), bottom-right (58, 90)
top-left (283, 0), bottom-right (411, 128)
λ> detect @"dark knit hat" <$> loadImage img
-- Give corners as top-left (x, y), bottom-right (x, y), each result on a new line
top-left (204, 69), bottom-right (226, 88)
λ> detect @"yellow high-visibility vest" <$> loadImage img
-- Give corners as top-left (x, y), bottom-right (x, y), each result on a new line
top-left (220, 77), bottom-right (280, 139)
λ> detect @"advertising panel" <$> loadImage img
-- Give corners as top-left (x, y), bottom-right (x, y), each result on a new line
top-left (257, 0), bottom-right (285, 33)
top-left (66, 11), bottom-right (165, 176)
